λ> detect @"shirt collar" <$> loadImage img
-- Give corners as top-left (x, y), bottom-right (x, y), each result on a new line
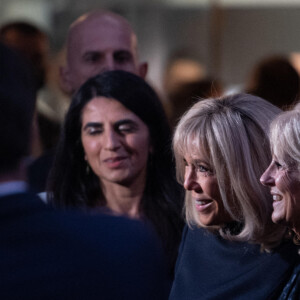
top-left (0, 181), bottom-right (28, 197)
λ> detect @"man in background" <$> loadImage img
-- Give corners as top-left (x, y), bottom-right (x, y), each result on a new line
top-left (60, 10), bottom-right (148, 94)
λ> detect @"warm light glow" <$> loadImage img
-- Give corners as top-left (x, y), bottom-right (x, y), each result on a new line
top-left (165, 59), bottom-right (206, 93)
top-left (290, 52), bottom-right (300, 76)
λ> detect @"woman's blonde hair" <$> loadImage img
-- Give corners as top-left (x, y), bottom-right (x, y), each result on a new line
top-left (173, 93), bottom-right (285, 250)
top-left (270, 104), bottom-right (300, 171)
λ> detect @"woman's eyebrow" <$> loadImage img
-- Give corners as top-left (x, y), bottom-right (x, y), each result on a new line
top-left (193, 159), bottom-right (208, 164)
top-left (114, 119), bottom-right (138, 127)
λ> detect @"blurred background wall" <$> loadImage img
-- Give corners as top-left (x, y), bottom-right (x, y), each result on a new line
top-left (1, 0), bottom-right (300, 97)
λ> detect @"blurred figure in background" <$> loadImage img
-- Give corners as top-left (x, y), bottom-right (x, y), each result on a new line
top-left (0, 21), bottom-right (48, 90)
top-left (245, 55), bottom-right (300, 110)
top-left (0, 21), bottom-right (65, 192)
top-left (163, 52), bottom-right (206, 99)
top-left (0, 21), bottom-right (48, 158)
top-left (163, 51), bottom-right (222, 128)
top-left (167, 78), bottom-right (223, 129)
top-left (60, 10), bottom-right (148, 95)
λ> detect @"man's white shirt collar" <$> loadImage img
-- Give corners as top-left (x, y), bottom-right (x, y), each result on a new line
top-left (0, 181), bottom-right (28, 197)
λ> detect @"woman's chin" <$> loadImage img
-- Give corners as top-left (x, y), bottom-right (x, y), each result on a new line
top-left (271, 212), bottom-right (286, 225)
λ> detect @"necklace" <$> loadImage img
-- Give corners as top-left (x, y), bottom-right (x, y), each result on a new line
top-left (286, 229), bottom-right (300, 255)
top-left (293, 233), bottom-right (300, 245)
top-left (291, 232), bottom-right (300, 255)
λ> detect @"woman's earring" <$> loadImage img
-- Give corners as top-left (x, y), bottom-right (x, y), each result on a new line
top-left (86, 163), bottom-right (90, 175)
top-left (84, 154), bottom-right (90, 175)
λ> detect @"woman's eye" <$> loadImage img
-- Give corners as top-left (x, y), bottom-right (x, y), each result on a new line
top-left (88, 128), bottom-right (102, 135)
top-left (119, 125), bottom-right (131, 131)
top-left (118, 124), bottom-right (135, 133)
top-left (195, 164), bottom-right (210, 173)
top-left (274, 160), bottom-right (283, 169)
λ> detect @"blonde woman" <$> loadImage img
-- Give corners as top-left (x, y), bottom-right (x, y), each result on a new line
top-left (170, 94), bottom-right (298, 299)
top-left (261, 105), bottom-right (300, 299)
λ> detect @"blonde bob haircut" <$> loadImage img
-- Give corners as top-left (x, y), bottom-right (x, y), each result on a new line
top-left (270, 104), bottom-right (300, 171)
top-left (173, 93), bottom-right (286, 250)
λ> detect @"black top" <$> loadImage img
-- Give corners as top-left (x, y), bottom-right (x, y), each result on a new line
top-left (278, 263), bottom-right (300, 299)
top-left (170, 225), bottom-right (299, 300)
top-left (0, 192), bottom-right (169, 299)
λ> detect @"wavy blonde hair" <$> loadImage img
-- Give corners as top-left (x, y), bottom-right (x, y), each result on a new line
top-left (173, 93), bottom-right (286, 251)
top-left (270, 105), bottom-right (300, 171)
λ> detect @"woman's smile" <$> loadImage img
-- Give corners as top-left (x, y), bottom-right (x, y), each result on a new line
top-left (184, 153), bottom-right (233, 226)
top-left (194, 198), bottom-right (213, 212)
top-left (103, 156), bottom-right (128, 168)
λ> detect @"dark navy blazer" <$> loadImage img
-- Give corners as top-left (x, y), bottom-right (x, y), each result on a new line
top-left (0, 192), bottom-right (168, 300)
top-left (170, 225), bottom-right (299, 300)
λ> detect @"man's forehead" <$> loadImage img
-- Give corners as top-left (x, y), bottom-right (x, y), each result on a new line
top-left (79, 15), bottom-right (130, 33)
top-left (69, 18), bottom-right (136, 54)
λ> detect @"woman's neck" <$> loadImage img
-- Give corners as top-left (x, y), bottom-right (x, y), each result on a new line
top-left (100, 180), bottom-right (145, 219)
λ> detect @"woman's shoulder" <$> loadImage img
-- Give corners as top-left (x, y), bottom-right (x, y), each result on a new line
top-left (170, 226), bottom-right (298, 300)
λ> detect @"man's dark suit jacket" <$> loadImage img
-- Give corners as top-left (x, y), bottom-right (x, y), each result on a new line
top-left (0, 192), bottom-right (168, 300)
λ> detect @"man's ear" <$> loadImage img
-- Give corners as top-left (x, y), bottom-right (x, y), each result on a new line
top-left (59, 66), bottom-right (73, 95)
top-left (138, 62), bottom-right (148, 79)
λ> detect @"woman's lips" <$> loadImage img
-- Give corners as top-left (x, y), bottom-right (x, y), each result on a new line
top-left (194, 199), bottom-right (213, 212)
top-left (272, 194), bottom-right (283, 202)
top-left (271, 193), bottom-right (283, 210)
top-left (103, 156), bottom-right (127, 168)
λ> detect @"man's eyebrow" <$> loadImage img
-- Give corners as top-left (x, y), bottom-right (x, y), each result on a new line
top-left (114, 49), bottom-right (131, 53)
top-left (82, 122), bottom-right (102, 130)
top-left (82, 51), bottom-right (103, 58)
top-left (114, 50), bottom-right (133, 56)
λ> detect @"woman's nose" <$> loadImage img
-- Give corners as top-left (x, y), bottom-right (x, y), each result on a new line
top-left (183, 168), bottom-right (201, 191)
top-left (260, 165), bottom-right (275, 187)
top-left (104, 130), bottom-right (121, 151)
